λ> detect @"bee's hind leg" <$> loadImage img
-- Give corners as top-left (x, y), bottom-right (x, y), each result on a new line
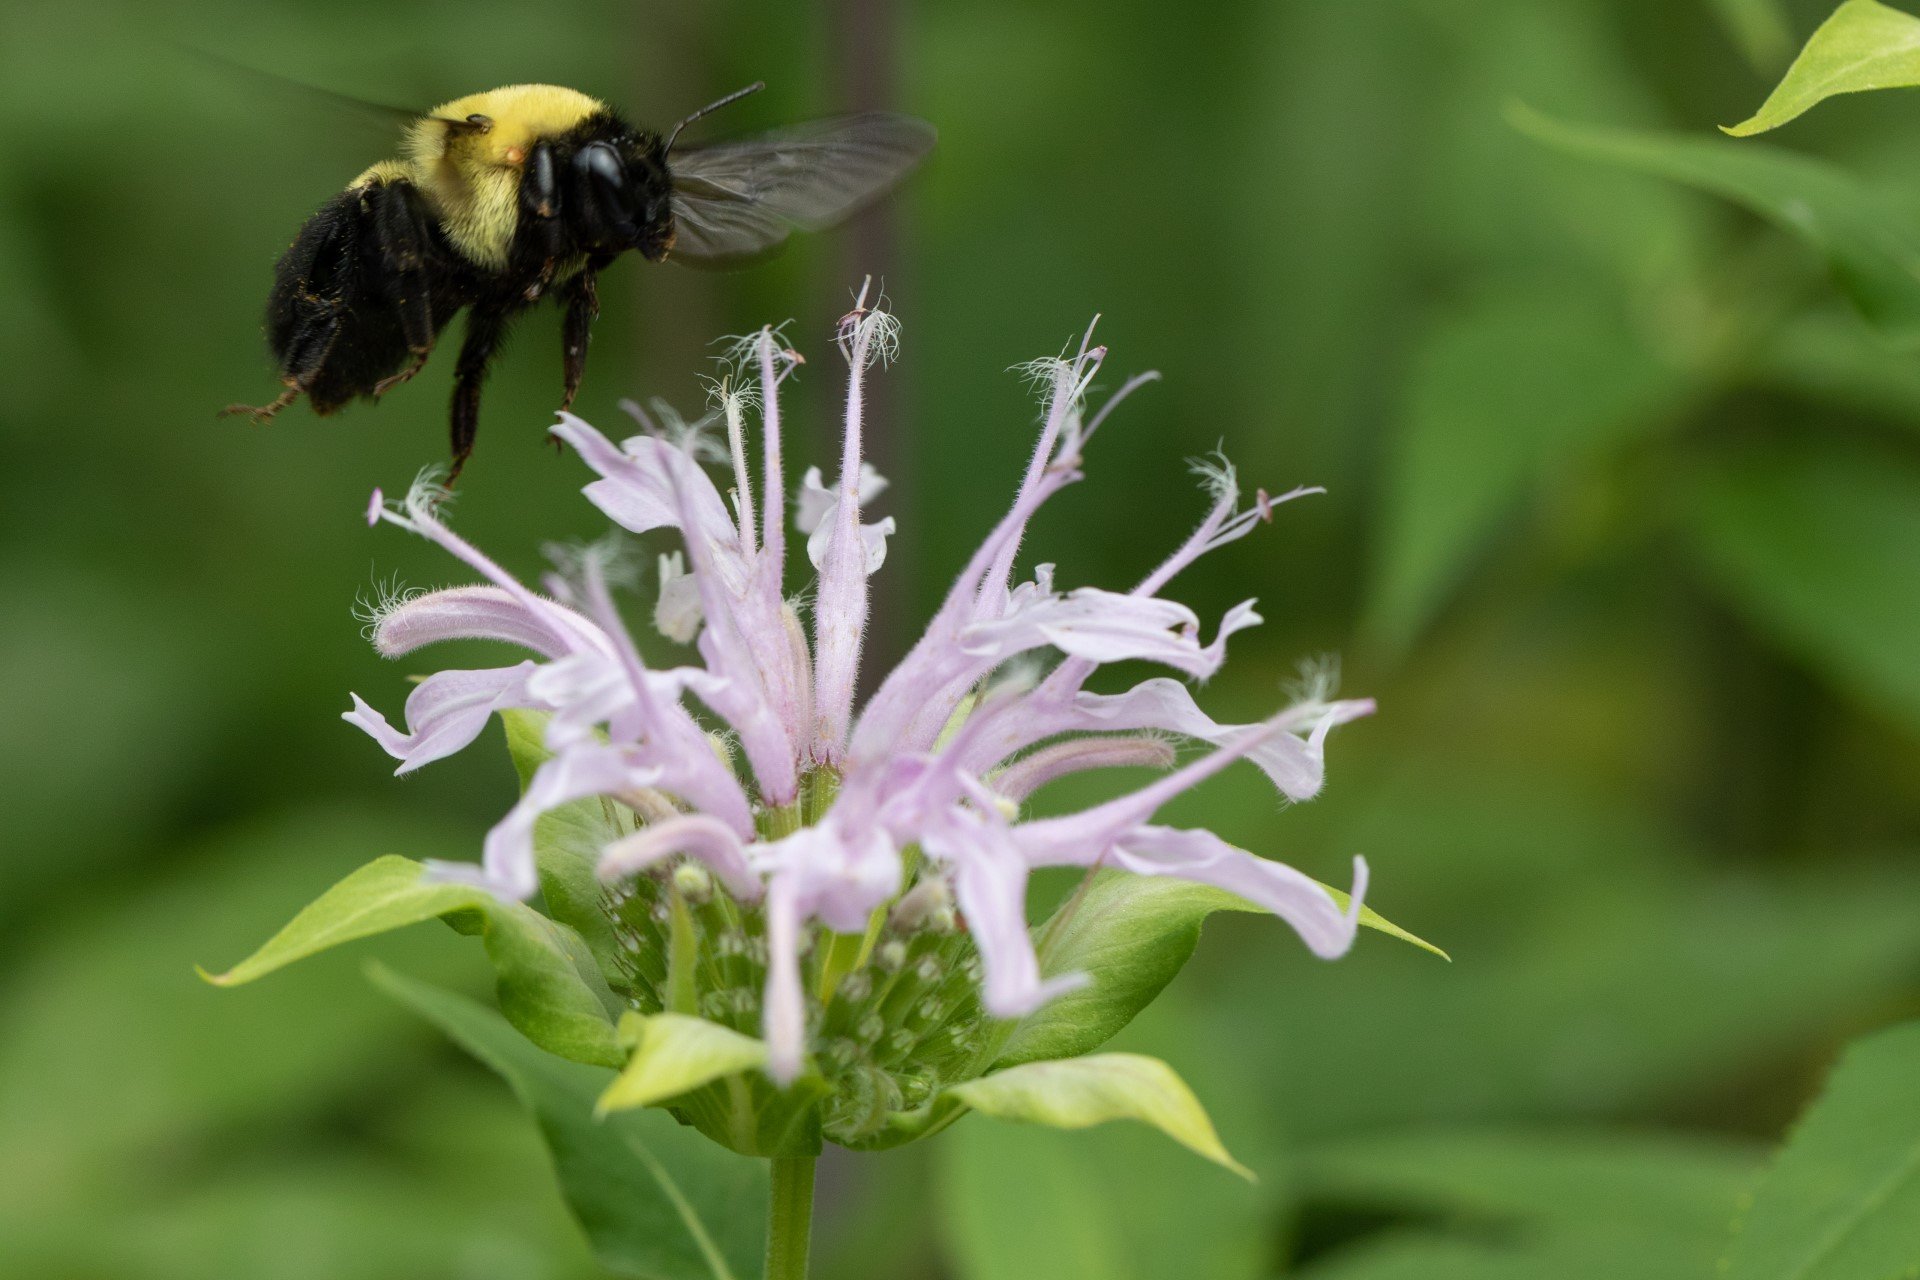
top-left (370, 182), bottom-right (440, 399)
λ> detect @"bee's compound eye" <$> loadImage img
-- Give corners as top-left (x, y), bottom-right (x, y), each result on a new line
top-left (573, 141), bottom-right (626, 188)
top-left (571, 141), bottom-right (640, 247)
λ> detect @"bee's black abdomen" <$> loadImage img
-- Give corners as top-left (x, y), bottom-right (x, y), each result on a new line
top-left (265, 180), bottom-right (468, 413)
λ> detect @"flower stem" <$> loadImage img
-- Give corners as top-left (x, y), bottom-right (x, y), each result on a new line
top-left (764, 1156), bottom-right (817, 1280)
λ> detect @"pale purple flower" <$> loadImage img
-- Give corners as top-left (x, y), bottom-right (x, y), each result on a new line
top-left (347, 297), bottom-right (1373, 1083)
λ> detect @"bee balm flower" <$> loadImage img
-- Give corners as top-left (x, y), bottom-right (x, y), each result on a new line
top-left (346, 295), bottom-right (1373, 1103)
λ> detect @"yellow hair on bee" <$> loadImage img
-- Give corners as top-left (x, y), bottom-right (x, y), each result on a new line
top-left (392, 85), bottom-right (608, 270)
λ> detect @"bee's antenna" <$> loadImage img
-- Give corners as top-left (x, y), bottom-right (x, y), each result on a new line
top-left (665, 81), bottom-right (767, 152)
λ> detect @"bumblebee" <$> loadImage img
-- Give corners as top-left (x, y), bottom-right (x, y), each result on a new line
top-left (224, 83), bottom-right (933, 477)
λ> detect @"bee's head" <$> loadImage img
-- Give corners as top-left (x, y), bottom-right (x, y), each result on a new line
top-left (568, 132), bottom-right (674, 261)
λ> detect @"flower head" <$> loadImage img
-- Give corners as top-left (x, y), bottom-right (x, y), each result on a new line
top-left (346, 298), bottom-right (1373, 1113)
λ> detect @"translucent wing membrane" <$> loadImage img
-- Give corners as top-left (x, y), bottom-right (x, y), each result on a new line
top-left (667, 114), bottom-right (937, 263)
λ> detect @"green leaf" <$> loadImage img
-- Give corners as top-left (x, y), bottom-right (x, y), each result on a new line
top-left (1682, 439), bottom-right (1920, 733)
top-left (599, 1013), bottom-right (769, 1114)
top-left (1726, 0), bottom-right (1920, 136)
top-left (370, 964), bottom-right (765, 1280)
top-left (1724, 1019), bottom-right (1920, 1279)
top-left (949, 1053), bottom-right (1251, 1180)
top-left (1304, 1127), bottom-right (1763, 1269)
top-left (205, 855), bottom-right (623, 1069)
top-left (1367, 285), bottom-right (1679, 651)
top-left (1511, 103), bottom-right (1920, 345)
top-left (994, 872), bottom-right (1442, 1070)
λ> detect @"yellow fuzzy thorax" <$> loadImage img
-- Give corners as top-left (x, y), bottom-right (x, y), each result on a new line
top-left (357, 84), bottom-right (609, 270)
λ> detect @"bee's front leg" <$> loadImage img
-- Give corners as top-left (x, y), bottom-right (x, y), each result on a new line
top-left (557, 263), bottom-right (604, 415)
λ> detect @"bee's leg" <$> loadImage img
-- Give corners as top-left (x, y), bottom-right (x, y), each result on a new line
top-left (219, 385), bottom-right (300, 423)
top-left (447, 303), bottom-right (511, 481)
top-left (520, 143), bottom-right (563, 301)
top-left (558, 264), bottom-right (603, 413)
top-left (368, 182), bottom-right (438, 397)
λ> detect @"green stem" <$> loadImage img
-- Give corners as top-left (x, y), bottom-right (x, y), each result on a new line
top-left (764, 1155), bottom-right (816, 1280)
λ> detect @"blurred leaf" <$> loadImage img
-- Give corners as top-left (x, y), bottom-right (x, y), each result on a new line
top-left (4, 1158), bottom-right (603, 1280)
top-left (0, 810), bottom-right (476, 1232)
top-left (1707, 0), bottom-right (1795, 71)
top-left (996, 872), bottom-right (1442, 1070)
top-left (1512, 104), bottom-right (1920, 344)
top-left (1202, 774), bottom-right (1920, 1140)
top-left (1304, 1127), bottom-right (1761, 1268)
top-left (1725, 0), bottom-right (1920, 136)
top-left (1755, 308), bottom-right (1920, 430)
top-left (599, 1012), bottom-right (768, 1114)
top-left (1298, 1232), bottom-right (1707, 1280)
top-left (950, 1053), bottom-right (1250, 1179)
top-left (1683, 439), bottom-right (1920, 733)
top-left (1367, 285), bottom-right (1679, 650)
top-left (372, 964), bottom-right (766, 1280)
top-left (1724, 1019), bottom-right (1920, 1279)
top-left (209, 854), bottom-right (623, 1068)
top-left (937, 1111), bottom-right (1272, 1280)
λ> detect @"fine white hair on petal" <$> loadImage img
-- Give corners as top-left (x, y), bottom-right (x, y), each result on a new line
top-left (401, 466), bottom-right (455, 523)
top-left (836, 306), bottom-right (901, 371)
top-left (1287, 653), bottom-right (1343, 707)
top-left (1187, 448), bottom-right (1239, 507)
top-left (353, 574), bottom-right (423, 642)
top-left (1010, 354), bottom-right (1072, 395)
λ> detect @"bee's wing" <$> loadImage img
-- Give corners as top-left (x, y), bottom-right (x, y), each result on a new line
top-left (666, 113), bottom-right (935, 264)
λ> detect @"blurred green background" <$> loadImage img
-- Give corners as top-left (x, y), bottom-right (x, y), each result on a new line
top-left (3, 0), bottom-right (1918, 1275)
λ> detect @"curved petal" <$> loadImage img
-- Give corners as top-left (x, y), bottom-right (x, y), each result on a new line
top-left (1111, 827), bottom-right (1366, 960)
top-left (371, 586), bottom-right (600, 660)
top-left (435, 744), bottom-right (660, 900)
top-left (598, 814), bottom-right (763, 902)
top-left (926, 808), bottom-right (1088, 1017)
top-left (343, 662), bottom-right (541, 774)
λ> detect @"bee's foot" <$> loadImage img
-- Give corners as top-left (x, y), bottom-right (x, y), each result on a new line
top-left (218, 387), bottom-right (297, 424)
top-left (373, 352), bottom-right (430, 398)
